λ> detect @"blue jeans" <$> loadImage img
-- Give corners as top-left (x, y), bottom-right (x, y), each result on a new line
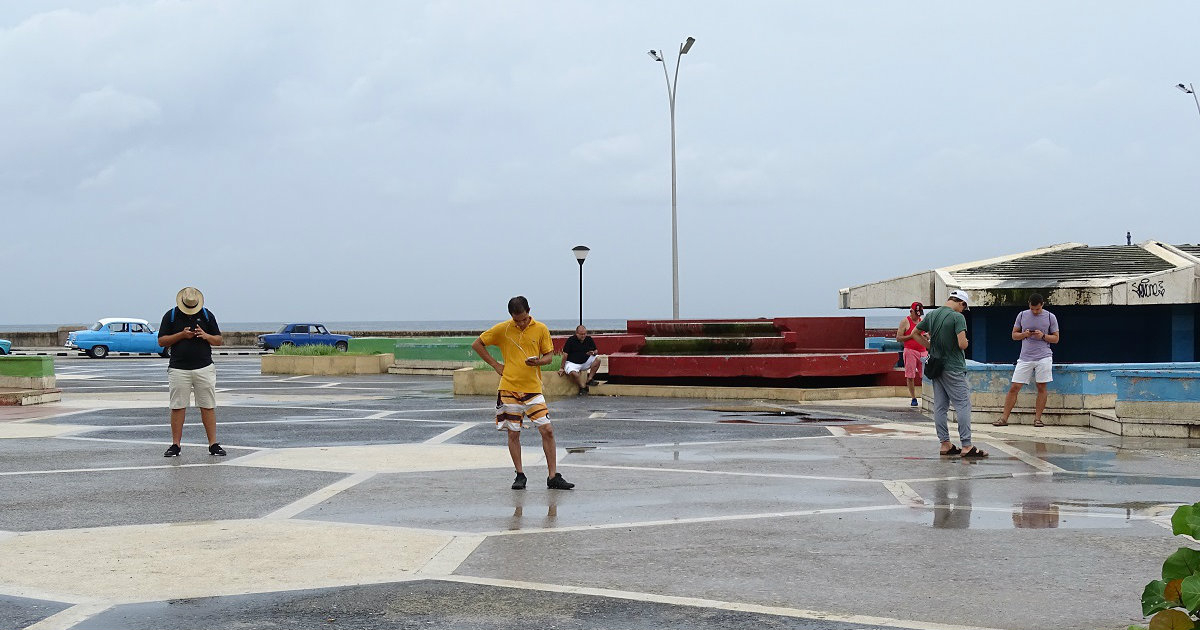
top-left (931, 370), bottom-right (972, 447)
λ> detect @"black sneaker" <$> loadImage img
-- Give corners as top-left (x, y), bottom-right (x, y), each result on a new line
top-left (586, 379), bottom-right (598, 387)
top-left (511, 472), bottom-right (527, 490)
top-left (547, 473), bottom-right (575, 490)
top-left (208, 443), bottom-right (227, 456)
top-left (163, 443), bottom-right (181, 457)
top-left (578, 386), bottom-right (589, 395)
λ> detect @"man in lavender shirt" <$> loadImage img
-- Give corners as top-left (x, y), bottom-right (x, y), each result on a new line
top-left (993, 293), bottom-right (1060, 427)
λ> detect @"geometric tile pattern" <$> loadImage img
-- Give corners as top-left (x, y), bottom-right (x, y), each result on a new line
top-left (1, 358), bottom-right (1195, 630)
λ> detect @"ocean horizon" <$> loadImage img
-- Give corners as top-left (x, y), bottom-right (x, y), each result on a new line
top-left (0, 316), bottom-right (900, 333)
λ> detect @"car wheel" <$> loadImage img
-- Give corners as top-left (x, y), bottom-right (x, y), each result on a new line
top-left (335, 341), bottom-right (348, 352)
top-left (159, 351), bottom-right (170, 358)
top-left (91, 345), bottom-right (109, 359)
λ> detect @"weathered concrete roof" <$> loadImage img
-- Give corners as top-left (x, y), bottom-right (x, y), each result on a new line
top-left (840, 241), bottom-right (1200, 308)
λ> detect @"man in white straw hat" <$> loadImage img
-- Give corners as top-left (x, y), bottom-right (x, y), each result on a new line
top-left (157, 287), bottom-right (225, 457)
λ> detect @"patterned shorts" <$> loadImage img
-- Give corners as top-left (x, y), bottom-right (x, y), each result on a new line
top-left (495, 390), bottom-right (551, 431)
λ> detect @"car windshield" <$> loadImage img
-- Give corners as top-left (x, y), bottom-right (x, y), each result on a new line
top-left (89, 322), bottom-right (103, 331)
top-left (276, 325), bottom-right (289, 333)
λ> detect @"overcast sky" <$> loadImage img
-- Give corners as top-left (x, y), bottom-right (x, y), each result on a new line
top-left (3, 1), bottom-right (1199, 326)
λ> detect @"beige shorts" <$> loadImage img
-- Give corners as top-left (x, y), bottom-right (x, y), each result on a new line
top-left (168, 364), bottom-right (217, 409)
top-left (495, 390), bottom-right (551, 431)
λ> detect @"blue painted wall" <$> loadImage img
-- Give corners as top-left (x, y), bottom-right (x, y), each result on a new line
top-left (1114, 370), bottom-right (1200, 402)
top-left (964, 304), bottom-right (1195, 364)
top-left (950, 361), bottom-right (1200, 395)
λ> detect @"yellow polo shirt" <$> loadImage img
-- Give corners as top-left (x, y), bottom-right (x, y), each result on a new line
top-left (479, 319), bottom-right (553, 393)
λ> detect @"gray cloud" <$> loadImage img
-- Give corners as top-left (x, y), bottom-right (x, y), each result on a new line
top-left (2, 1), bottom-right (1199, 327)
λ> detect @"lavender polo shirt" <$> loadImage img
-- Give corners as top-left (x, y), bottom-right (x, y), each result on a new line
top-left (1014, 309), bottom-right (1059, 362)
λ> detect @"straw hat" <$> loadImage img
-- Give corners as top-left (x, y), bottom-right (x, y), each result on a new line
top-left (175, 287), bottom-right (204, 315)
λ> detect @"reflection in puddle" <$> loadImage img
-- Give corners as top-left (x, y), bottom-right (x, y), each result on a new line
top-left (507, 491), bottom-right (560, 531)
top-left (927, 480), bottom-right (1135, 530)
top-left (1004, 440), bottom-right (1155, 474)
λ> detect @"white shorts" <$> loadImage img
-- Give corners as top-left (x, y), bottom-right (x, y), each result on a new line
top-left (168, 364), bottom-right (217, 409)
top-left (1012, 357), bottom-right (1053, 384)
top-left (563, 355), bottom-right (597, 374)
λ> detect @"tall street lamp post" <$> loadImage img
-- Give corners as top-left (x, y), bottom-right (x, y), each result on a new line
top-left (572, 246), bottom-right (590, 326)
top-left (648, 36), bottom-right (695, 320)
top-left (1179, 83), bottom-right (1200, 119)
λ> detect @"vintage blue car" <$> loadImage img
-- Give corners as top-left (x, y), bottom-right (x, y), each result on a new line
top-left (0, 339), bottom-right (10, 355)
top-left (66, 318), bottom-right (167, 358)
top-left (257, 324), bottom-right (350, 351)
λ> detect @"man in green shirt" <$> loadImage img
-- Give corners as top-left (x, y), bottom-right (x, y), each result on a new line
top-left (914, 290), bottom-right (988, 458)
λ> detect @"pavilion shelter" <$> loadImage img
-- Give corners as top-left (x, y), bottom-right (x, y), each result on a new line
top-left (839, 241), bottom-right (1200, 364)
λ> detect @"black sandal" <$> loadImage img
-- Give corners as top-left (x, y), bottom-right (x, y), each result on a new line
top-left (961, 447), bottom-right (989, 458)
top-left (939, 445), bottom-right (961, 456)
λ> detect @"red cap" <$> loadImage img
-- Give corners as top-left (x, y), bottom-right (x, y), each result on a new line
top-left (910, 301), bottom-right (923, 310)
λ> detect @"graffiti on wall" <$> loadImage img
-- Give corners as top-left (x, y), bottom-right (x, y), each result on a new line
top-left (1132, 279), bottom-right (1166, 299)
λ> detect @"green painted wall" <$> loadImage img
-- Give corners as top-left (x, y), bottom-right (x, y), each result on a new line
top-left (0, 356), bottom-right (55, 378)
top-left (391, 337), bottom-right (502, 362)
top-left (366, 336), bottom-right (560, 370)
top-left (347, 338), bottom-right (400, 355)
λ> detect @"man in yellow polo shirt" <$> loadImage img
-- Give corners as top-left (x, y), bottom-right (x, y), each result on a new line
top-left (472, 296), bottom-right (575, 490)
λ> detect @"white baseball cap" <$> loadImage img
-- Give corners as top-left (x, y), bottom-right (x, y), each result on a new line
top-left (948, 289), bottom-right (970, 310)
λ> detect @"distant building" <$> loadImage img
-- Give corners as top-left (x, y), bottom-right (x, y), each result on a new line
top-left (839, 241), bottom-right (1200, 364)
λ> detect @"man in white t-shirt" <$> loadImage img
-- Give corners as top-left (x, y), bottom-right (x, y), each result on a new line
top-left (993, 293), bottom-right (1060, 428)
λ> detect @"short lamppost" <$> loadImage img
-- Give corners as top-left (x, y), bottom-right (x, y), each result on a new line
top-left (572, 246), bottom-right (590, 326)
top-left (1178, 83), bottom-right (1200, 119)
top-left (648, 36), bottom-right (695, 319)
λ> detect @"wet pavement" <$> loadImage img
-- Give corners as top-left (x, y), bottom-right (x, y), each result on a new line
top-left (1, 358), bottom-right (1197, 629)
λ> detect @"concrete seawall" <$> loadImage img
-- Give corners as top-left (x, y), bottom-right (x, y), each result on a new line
top-left (4, 328), bottom-right (623, 349)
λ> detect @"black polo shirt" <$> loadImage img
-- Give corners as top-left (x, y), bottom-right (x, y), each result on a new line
top-left (562, 335), bottom-right (597, 365)
top-left (158, 308), bottom-right (220, 370)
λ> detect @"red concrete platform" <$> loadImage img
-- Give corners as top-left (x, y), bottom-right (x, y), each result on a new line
top-left (607, 351), bottom-right (899, 380)
top-left (552, 334), bottom-right (645, 354)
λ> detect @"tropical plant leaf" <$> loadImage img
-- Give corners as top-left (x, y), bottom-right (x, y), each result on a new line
top-left (1174, 504), bottom-right (1200, 539)
top-left (1149, 608), bottom-right (1195, 630)
top-left (1182, 575), bottom-right (1200, 613)
top-left (1168, 579), bottom-right (1186, 604)
top-left (1146, 580), bottom-right (1177, 616)
top-left (1164, 548), bottom-right (1200, 581)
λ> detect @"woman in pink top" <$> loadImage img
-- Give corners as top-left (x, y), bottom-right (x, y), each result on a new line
top-left (896, 301), bottom-right (929, 407)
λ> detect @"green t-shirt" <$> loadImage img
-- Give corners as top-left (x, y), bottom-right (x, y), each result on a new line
top-left (915, 306), bottom-right (968, 374)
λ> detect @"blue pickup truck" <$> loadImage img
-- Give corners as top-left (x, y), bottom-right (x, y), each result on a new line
top-left (257, 324), bottom-right (351, 351)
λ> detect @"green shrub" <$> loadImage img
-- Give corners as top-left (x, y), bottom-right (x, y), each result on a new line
top-left (1132, 502), bottom-right (1200, 629)
top-left (273, 345), bottom-right (377, 357)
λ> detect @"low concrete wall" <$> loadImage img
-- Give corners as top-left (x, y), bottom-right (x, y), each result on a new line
top-left (453, 367), bottom-right (907, 402)
top-left (0, 356), bottom-right (55, 378)
top-left (261, 354), bottom-right (394, 375)
top-left (592, 383), bottom-right (907, 402)
top-left (0, 356), bottom-right (56, 390)
top-left (1111, 370), bottom-right (1200, 437)
top-left (0, 356), bottom-right (58, 405)
top-left (924, 361), bottom-right (1200, 426)
top-left (452, 368), bottom-right (580, 399)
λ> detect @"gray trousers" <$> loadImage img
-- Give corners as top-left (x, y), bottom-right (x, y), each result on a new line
top-left (931, 370), bottom-right (972, 447)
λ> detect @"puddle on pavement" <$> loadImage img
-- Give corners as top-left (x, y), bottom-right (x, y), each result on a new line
top-left (930, 504), bottom-right (1135, 529)
top-left (1056, 473), bottom-right (1200, 488)
top-left (1004, 440), bottom-right (1143, 473)
top-left (841, 424), bottom-right (911, 436)
top-left (702, 406), bottom-right (810, 415)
